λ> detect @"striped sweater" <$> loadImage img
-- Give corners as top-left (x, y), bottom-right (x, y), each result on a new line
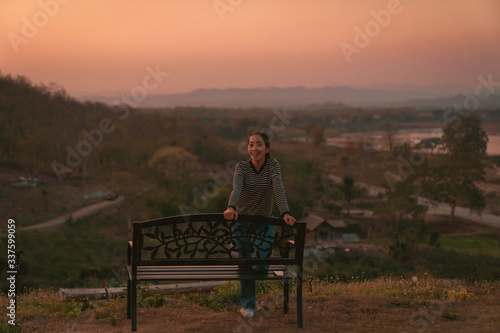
top-left (228, 157), bottom-right (290, 217)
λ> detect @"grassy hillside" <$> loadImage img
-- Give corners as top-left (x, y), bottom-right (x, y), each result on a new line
top-left (2, 277), bottom-right (499, 332)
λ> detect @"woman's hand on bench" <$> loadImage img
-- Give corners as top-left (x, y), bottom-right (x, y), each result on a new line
top-left (224, 207), bottom-right (238, 221)
top-left (283, 213), bottom-right (296, 226)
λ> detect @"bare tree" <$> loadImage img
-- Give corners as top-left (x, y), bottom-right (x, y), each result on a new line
top-left (382, 122), bottom-right (398, 153)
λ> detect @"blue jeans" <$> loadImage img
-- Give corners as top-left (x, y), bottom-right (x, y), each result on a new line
top-left (232, 221), bottom-right (274, 311)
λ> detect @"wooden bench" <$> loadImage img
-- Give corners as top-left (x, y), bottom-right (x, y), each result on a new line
top-left (127, 213), bottom-right (306, 331)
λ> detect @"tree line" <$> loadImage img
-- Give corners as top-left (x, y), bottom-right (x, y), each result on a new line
top-left (0, 74), bottom-right (325, 221)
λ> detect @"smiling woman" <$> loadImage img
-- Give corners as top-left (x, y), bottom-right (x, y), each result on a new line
top-left (224, 131), bottom-right (294, 224)
top-left (223, 131), bottom-right (296, 318)
top-left (247, 132), bottom-right (271, 169)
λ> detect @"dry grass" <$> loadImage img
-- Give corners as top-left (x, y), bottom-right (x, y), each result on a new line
top-left (2, 277), bottom-right (499, 333)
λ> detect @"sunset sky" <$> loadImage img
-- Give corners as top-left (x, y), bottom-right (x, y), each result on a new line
top-left (1, 0), bottom-right (499, 96)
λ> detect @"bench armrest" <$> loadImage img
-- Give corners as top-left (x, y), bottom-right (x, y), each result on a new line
top-left (128, 241), bottom-right (134, 266)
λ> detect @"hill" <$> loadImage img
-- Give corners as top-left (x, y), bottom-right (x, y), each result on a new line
top-left (75, 84), bottom-right (500, 109)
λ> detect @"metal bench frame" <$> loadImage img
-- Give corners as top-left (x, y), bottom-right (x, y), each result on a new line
top-left (126, 213), bottom-right (306, 331)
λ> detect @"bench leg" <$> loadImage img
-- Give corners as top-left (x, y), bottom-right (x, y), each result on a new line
top-left (284, 280), bottom-right (289, 314)
top-left (127, 277), bottom-right (131, 319)
top-left (297, 269), bottom-right (303, 328)
top-left (131, 278), bottom-right (137, 331)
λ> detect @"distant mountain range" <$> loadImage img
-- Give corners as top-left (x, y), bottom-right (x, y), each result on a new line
top-left (76, 84), bottom-right (500, 109)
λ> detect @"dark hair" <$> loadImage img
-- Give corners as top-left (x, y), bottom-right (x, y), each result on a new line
top-left (247, 131), bottom-right (271, 158)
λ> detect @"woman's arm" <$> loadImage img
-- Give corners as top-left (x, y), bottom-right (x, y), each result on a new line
top-left (271, 159), bottom-right (295, 225)
top-left (224, 162), bottom-right (243, 220)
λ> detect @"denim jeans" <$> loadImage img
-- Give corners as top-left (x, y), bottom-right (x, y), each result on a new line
top-left (232, 221), bottom-right (274, 311)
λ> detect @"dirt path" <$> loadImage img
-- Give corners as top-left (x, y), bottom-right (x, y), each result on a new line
top-left (329, 174), bottom-right (500, 230)
top-left (19, 196), bottom-right (124, 231)
top-left (423, 197), bottom-right (500, 229)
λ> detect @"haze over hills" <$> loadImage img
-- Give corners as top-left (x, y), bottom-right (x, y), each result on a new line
top-left (76, 83), bottom-right (500, 109)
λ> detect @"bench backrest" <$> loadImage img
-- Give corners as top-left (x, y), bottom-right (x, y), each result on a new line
top-left (131, 214), bottom-right (306, 267)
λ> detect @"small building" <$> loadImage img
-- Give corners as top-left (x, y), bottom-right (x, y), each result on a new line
top-left (304, 214), bottom-right (346, 242)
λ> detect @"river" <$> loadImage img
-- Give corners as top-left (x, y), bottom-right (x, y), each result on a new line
top-left (325, 128), bottom-right (500, 155)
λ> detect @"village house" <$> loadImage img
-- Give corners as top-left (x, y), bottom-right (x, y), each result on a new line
top-left (303, 214), bottom-right (361, 257)
top-left (304, 214), bottom-right (346, 242)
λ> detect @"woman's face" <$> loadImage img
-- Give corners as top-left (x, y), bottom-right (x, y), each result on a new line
top-left (248, 134), bottom-right (270, 164)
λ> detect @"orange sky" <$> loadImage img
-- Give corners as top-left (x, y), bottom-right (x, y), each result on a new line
top-left (1, 0), bottom-right (499, 95)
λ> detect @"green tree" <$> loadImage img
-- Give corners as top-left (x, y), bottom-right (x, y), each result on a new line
top-left (148, 146), bottom-right (199, 179)
top-left (340, 176), bottom-right (355, 216)
top-left (423, 115), bottom-right (488, 221)
top-left (39, 186), bottom-right (49, 212)
top-left (376, 175), bottom-right (428, 260)
top-left (443, 115), bottom-right (488, 157)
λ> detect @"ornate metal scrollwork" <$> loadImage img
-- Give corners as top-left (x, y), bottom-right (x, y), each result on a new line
top-left (141, 220), bottom-right (297, 260)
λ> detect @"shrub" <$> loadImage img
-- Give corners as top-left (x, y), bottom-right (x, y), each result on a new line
top-left (137, 284), bottom-right (168, 308)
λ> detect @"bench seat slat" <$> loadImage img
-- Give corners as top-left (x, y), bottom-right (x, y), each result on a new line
top-left (137, 274), bottom-right (292, 281)
top-left (136, 265), bottom-right (289, 271)
top-left (136, 265), bottom-right (297, 281)
top-left (138, 259), bottom-right (298, 266)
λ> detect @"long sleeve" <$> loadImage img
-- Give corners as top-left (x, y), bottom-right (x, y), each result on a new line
top-left (228, 162), bottom-right (243, 208)
top-left (227, 158), bottom-right (290, 217)
top-left (271, 160), bottom-right (290, 216)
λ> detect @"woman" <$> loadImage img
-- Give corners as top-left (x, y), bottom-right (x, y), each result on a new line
top-left (223, 131), bottom-right (296, 319)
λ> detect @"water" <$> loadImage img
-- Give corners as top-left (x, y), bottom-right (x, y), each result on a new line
top-left (325, 128), bottom-right (500, 155)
